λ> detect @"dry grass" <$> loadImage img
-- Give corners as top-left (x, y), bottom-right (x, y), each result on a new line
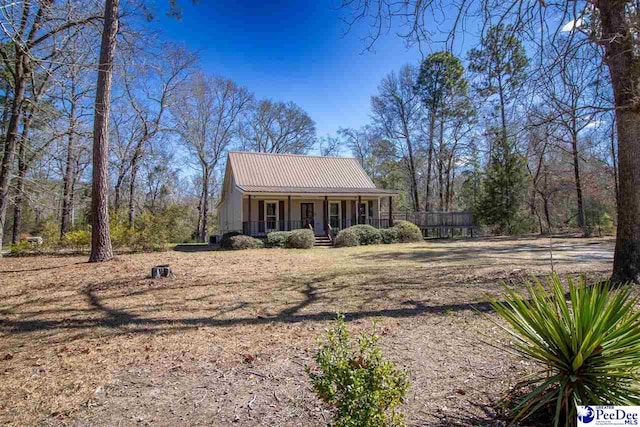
top-left (0, 236), bottom-right (614, 426)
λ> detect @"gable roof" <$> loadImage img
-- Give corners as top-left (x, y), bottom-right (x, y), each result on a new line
top-left (227, 151), bottom-right (396, 195)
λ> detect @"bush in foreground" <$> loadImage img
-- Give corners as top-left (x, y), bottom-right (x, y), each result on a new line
top-left (380, 228), bottom-right (399, 244)
top-left (334, 228), bottom-right (359, 247)
top-left (286, 229), bottom-right (315, 249)
top-left (229, 235), bottom-right (264, 250)
top-left (307, 314), bottom-right (410, 427)
top-left (392, 221), bottom-right (422, 243)
top-left (266, 231), bottom-right (292, 248)
top-left (349, 224), bottom-right (382, 245)
top-left (490, 274), bottom-right (640, 426)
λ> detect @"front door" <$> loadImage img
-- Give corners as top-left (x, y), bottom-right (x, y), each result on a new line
top-left (265, 201), bottom-right (278, 232)
top-left (301, 203), bottom-right (314, 230)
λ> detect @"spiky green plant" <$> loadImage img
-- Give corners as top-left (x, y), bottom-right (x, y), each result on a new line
top-left (490, 274), bottom-right (640, 426)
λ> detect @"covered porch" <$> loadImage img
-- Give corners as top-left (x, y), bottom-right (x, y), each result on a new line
top-left (241, 194), bottom-right (395, 237)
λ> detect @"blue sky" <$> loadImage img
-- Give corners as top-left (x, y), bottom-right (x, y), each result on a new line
top-left (152, 1), bottom-right (424, 138)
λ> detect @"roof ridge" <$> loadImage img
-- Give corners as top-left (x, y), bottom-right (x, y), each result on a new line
top-left (228, 150), bottom-right (356, 160)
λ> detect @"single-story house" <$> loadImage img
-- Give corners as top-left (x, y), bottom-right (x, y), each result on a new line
top-left (217, 151), bottom-right (397, 237)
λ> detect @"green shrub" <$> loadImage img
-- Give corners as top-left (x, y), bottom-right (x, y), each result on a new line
top-left (307, 314), bottom-right (410, 427)
top-left (286, 229), bottom-right (315, 249)
top-left (229, 235), bottom-right (264, 250)
top-left (349, 224), bottom-right (382, 245)
top-left (334, 228), bottom-right (360, 247)
top-left (266, 231), bottom-right (292, 248)
top-left (9, 240), bottom-right (33, 256)
top-left (220, 231), bottom-right (242, 249)
top-left (380, 228), bottom-right (399, 244)
top-left (62, 229), bottom-right (91, 250)
top-left (392, 221), bottom-right (422, 243)
top-left (490, 274), bottom-right (640, 426)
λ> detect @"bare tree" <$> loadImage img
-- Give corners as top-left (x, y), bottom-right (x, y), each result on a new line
top-left (120, 43), bottom-right (195, 227)
top-left (173, 73), bottom-right (252, 242)
top-left (240, 99), bottom-right (316, 154)
top-left (371, 64), bottom-right (423, 212)
top-left (0, 0), bottom-right (100, 255)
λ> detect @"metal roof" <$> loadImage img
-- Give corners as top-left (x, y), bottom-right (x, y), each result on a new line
top-left (227, 151), bottom-right (396, 195)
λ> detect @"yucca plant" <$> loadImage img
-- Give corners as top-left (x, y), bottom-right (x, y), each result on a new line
top-left (489, 274), bottom-right (640, 426)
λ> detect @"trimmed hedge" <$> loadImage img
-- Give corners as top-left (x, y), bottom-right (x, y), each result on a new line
top-left (229, 235), bottom-right (264, 250)
top-left (393, 220), bottom-right (422, 242)
top-left (380, 228), bottom-right (399, 244)
top-left (334, 228), bottom-right (360, 247)
top-left (349, 224), bottom-right (382, 245)
top-left (287, 229), bottom-right (315, 249)
top-left (220, 231), bottom-right (242, 249)
top-left (266, 231), bottom-right (292, 248)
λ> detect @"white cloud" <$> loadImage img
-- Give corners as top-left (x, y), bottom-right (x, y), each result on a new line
top-left (561, 18), bottom-right (583, 32)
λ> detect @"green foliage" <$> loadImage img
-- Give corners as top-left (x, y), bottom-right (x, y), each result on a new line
top-left (583, 198), bottom-right (616, 236)
top-left (349, 225), bottom-right (382, 245)
top-left (392, 221), bottom-right (422, 243)
top-left (490, 274), bottom-right (640, 426)
top-left (266, 231), bottom-right (292, 248)
top-left (380, 228), bottom-right (399, 244)
top-left (229, 235), bottom-right (264, 250)
top-left (307, 315), bottom-right (410, 427)
top-left (9, 240), bottom-right (33, 256)
top-left (62, 229), bottom-right (91, 250)
top-left (220, 231), bottom-right (242, 249)
top-left (468, 24), bottom-right (529, 101)
top-left (286, 229), bottom-right (315, 249)
top-left (335, 228), bottom-right (360, 247)
top-left (416, 51), bottom-right (468, 112)
top-left (477, 132), bottom-right (528, 234)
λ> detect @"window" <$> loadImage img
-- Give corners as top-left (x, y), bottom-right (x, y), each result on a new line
top-left (329, 202), bottom-right (341, 229)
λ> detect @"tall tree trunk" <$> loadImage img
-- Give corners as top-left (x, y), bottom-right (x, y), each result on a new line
top-left (438, 120), bottom-right (444, 211)
top-left (11, 142), bottom-right (27, 244)
top-left (61, 92), bottom-right (77, 238)
top-left (425, 112), bottom-right (435, 211)
top-left (11, 112), bottom-right (33, 244)
top-left (89, 0), bottom-right (119, 263)
top-left (200, 166), bottom-right (209, 243)
top-left (599, 0), bottom-right (640, 283)
top-left (570, 128), bottom-right (587, 236)
top-left (0, 55), bottom-right (26, 257)
top-left (128, 154), bottom-right (140, 228)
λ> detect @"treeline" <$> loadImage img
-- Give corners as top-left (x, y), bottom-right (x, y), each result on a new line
top-left (0, 1), bottom-right (620, 258)
top-left (343, 24), bottom-right (616, 236)
top-left (0, 1), bottom-right (323, 253)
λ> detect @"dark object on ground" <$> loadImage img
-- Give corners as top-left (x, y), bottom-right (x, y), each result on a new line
top-left (220, 231), bottom-right (242, 249)
top-left (151, 265), bottom-right (171, 278)
top-left (209, 235), bottom-right (219, 245)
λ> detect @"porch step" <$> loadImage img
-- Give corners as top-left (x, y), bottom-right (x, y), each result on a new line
top-left (314, 235), bottom-right (333, 247)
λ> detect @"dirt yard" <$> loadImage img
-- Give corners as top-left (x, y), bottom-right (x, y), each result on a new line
top-left (0, 236), bottom-right (614, 426)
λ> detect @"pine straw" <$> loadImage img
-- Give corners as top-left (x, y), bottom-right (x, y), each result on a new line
top-left (0, 236), bottom-right (614, 426)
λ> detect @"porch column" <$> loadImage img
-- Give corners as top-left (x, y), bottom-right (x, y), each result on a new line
top-left (287, 195), bottom-right (291, 231)
top-left (388, 195), bottom-right (393, 226)
top-left (323, 196), bottom-right (328, 233)
top-left (357, 195), bottom-right (362, 224)
top-left (247, 195), bottom-right (252, 234)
